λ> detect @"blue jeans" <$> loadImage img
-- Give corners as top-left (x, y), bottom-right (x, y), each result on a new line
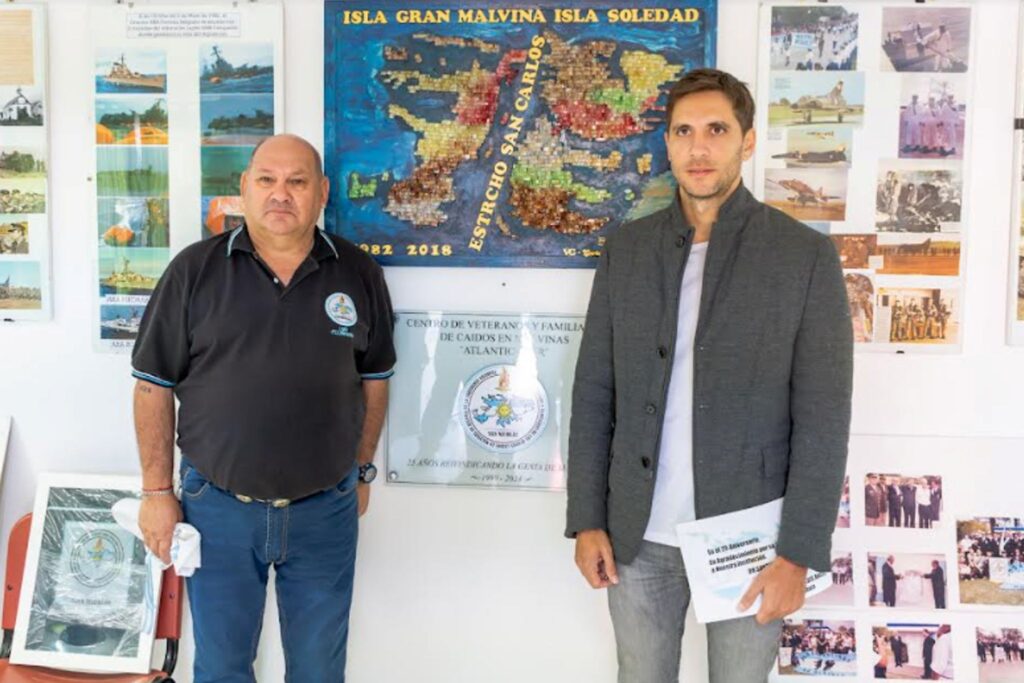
top-left (608, 540), bottom-right (782, 683)
top-left (180, 460), bottom-right (359, 683)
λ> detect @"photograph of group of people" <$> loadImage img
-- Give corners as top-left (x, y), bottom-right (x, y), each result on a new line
top-left (898, 76), bottom-right (966, 160)
top-left (977, 628), bottom-right (1024, 682)
top-left (868, 553), bottom-right (947, 610)
top-left (872, 624), bottom-right (953, 679)
top-left (769, 5), bottom-right (858, 71)
top-left (806, 552), bottom-right (854, 608)
top-left (957, 517), bottom-right (1024, 607)
top-left (778, 620), bottom-right (857, 676)
top-left (864, 473), bottom-right (943, 529)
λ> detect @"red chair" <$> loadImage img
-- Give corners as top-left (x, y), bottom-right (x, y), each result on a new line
top-left (0, 514), bottom-right (183, 682)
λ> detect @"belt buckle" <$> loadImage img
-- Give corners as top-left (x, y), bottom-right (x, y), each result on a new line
top-left (233, 493), bottom-right (291, 507)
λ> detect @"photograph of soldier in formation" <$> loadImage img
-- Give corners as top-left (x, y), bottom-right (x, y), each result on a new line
top-left (898, 76), bottom-right (966, 160)
top-left (977, 628), bottom-right (1024, 682)
top-left (864, 474), bottom-right (943, 529)
top-left (778, 620), bottom-right (857, 676)
top-left (881, 6), bottom-right (971, 73)
top-left (867, 553), bottom-right (947, 610)
top-left (876, 167), bottom-right (962, 233)
top-left (872, 624), bottom-right (953, 679)
top-left (957, 518), bottom-right (1024, 607)
top-left (770, 6), bottom-right (858, 71)
top-left (876, 288), bottom-right (958, 345)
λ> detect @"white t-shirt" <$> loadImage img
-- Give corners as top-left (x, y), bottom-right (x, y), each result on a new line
top-left (643, 241), bottom-right (708, 546)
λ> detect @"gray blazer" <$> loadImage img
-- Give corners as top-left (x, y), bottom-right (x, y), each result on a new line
top-left (565, 185), bottom-right (852, 571)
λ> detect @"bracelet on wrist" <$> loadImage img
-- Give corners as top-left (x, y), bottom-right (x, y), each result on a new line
top-left (141, 487), bottom-right (174, 498)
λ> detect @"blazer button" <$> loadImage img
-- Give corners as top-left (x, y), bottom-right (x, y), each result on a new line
top-left (657, 346), bottom-right (668, 358)
top-left (641, 456), bottom-right (652, 469)
top-left (645, 403), bottom-right (657, 415)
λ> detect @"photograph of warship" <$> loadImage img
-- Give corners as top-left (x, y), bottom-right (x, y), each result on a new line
top-left (100, 54), bottom-right (166, 92)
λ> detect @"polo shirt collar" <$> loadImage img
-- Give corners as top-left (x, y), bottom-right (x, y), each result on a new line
top-left (226, 224), bottom-right (340, 261)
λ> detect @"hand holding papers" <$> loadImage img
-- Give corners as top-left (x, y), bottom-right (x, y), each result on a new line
top-left (676, 498), bottom-right (831, 623)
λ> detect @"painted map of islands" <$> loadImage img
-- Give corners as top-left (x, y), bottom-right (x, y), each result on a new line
top-left (328, 11), bottom-right (715, 266)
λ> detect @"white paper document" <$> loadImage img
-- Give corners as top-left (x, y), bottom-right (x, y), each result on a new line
top-left (676, 498), bottom-right (831, 623)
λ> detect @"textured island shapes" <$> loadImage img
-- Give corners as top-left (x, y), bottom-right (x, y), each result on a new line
top-left (325, 0), bottom-right (716, 267)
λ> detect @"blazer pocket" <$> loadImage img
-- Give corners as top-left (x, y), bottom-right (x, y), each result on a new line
top-left (761, 443), bottom-right (790, 478)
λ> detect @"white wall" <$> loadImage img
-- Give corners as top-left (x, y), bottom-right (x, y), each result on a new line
top-left (0, 1), bottom-right (1022, 681)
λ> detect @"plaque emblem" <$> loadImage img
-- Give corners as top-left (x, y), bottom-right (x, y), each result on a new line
top-left (460, 364), bottom-right (548, 453)
top-left (69, 529), bottom-right (126, 588)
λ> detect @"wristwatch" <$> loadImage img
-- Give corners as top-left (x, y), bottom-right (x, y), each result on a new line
top-left (358, 462), bottom-right (378, 484)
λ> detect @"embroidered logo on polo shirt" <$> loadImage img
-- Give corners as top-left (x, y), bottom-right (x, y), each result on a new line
top-left (459, 364), bottom-right (549, 453)
top-left (325, 292), bottom-right (357, 338)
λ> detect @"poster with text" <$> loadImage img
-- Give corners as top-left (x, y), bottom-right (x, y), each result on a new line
top-left (386, 311), bottom-right (583, 489)
top-left (90, 4), bottom-right (283, 352)
top-left (324, 0), bottom-right (716, 267)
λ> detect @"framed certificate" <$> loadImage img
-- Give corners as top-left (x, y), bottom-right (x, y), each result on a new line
top-left (10, 473), bottom-right (162, 674)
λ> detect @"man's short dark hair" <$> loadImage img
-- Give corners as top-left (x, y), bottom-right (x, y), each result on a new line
top-left (665, 68), bottom-right (756, 133)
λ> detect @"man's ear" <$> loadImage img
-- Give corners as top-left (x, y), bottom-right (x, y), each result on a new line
top-left (742, 127), bottom-right (756, 161)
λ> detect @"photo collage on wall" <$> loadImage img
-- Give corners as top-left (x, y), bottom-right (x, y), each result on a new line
top-left (757, 3), bottom-right (971, 354)
top-left (89, 6), bottom-right (283, 352)
top-left (0, 5), bottom-right (51, 320)
top-left (94, 46), bottom-right (171, 349)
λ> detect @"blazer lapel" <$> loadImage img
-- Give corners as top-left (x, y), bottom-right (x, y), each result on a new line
top-left (695, 185), bottom-right (754, 343)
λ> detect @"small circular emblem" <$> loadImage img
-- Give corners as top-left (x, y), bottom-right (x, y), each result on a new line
top-left (325, 292), bottom-right (358, 327)
top-left (459, 364), bottom-right (549, 453)
top-left (69, 529), bottom-right (126, 588)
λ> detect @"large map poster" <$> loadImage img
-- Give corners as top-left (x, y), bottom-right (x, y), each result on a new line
top-left (324, 1), bottom-right (716, 267)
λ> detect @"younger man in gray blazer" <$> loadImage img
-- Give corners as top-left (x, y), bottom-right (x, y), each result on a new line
top-left (566, 69), bottom-right (853, 683)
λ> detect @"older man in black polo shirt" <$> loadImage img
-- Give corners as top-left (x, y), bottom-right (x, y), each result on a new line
top-left (132, 134), bottom-right (394, 682)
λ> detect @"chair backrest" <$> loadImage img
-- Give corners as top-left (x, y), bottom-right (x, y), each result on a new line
top-left (3, 513), bottom-right (183, 638)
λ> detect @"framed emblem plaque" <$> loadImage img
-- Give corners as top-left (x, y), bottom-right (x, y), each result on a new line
top-left (10, 474), bottom-right (162, 673)
top-left (386, 311), bottom-right (584, 490)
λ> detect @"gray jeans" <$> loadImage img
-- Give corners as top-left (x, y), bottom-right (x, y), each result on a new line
top-left (608, 540), bottom-right (781, 683)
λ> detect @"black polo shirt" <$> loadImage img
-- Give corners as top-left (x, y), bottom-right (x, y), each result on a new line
top-left (131, 225), bottom-right (395, 499)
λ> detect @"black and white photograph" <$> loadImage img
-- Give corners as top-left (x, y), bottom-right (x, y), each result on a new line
top-left (876, 166), bottom-right (962, 233)
top-left (0, 86), bottom-right (43, 126)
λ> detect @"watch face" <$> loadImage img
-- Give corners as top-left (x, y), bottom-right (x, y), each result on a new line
top-left (359, 463), bottom-right (377, 484)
